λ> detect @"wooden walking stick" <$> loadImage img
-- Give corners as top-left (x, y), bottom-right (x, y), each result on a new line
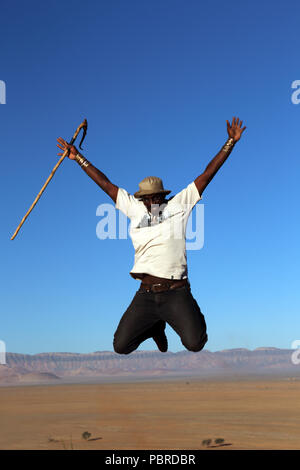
top-left (10, 118), bottom-right (88, 240)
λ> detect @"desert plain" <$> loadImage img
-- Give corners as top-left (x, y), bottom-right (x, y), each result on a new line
top-left (0, 376), bottom-right (300, 450)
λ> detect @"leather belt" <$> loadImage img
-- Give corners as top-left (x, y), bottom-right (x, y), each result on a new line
top-left (140, 278), bottom-right (189, 293)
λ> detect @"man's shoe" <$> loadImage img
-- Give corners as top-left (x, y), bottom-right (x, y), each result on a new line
top-left (153, 330), bottom-right (168, 353)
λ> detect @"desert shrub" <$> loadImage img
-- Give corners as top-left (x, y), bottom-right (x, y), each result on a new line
top-left (215, 438), bottom-right (225, 445)
top-left (202, 439), bottom-right (212, 447)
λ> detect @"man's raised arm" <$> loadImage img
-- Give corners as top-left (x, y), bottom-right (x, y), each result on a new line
top-left (194, 117), bottom-right (246, 197)
top-left (57, 137), bottom-right (119, 203)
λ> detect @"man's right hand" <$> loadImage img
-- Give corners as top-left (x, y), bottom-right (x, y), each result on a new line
top-left (57, 136), bottom-right (119, 203)
top-left (57, 137), bottom-right (78, 160)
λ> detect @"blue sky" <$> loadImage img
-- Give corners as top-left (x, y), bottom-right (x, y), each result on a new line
top-left (1, 0), bottom-right (300, 354)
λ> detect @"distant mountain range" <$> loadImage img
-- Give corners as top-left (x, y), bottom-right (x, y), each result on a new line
top-left (0, 348), bottom-right (299, 385)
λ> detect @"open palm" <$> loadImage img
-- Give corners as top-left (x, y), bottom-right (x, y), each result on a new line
top-left (226, 117), bottom-right (246, 142)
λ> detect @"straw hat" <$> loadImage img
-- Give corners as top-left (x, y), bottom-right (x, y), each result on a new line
top-left (134, 176), bottom-right (171, 198)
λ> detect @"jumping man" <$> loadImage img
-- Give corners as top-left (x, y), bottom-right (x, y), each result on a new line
top-left (57, 117), bottom-right (246, 354)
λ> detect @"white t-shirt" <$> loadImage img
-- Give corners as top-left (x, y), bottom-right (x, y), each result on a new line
top-left (115, 181), bottom-right (202, 280)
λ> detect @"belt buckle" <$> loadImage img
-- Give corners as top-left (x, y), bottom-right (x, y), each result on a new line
top-left (151, 283), bottom-right (162, 293)
top-left (152, 283), bottom-right (170, 293)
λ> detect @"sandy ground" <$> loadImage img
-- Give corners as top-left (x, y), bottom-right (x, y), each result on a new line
top-left (0, 377), bottom-right (300, 450)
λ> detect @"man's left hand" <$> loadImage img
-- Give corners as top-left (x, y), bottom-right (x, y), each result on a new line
top-left (226, 117), bottom-right (246, 142)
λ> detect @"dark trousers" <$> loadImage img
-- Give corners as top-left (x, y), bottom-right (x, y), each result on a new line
top-left (113, 283), bottom-right (208, 354)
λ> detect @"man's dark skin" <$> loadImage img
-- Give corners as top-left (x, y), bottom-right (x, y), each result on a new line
top-left (57, 116), bottom-right (246, 286)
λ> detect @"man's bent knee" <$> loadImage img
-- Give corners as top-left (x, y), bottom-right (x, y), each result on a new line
top-left (183, 333), bottom-right (208, 352)
top-left (113, 342), bottom-right (129, 355)
top-left (113, 337), bottom-right (135, 355)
